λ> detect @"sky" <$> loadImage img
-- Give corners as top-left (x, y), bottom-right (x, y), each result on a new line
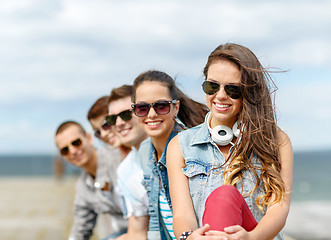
top-left (0, 0), bottom-right (330, 155)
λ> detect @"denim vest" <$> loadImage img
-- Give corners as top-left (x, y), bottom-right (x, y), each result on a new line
top-left (178, 118), bottom-right (284, 240)
top-left (138, 129), bottom-right (178, 240)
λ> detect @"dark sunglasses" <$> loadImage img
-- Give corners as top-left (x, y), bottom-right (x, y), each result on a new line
top-left (105, 109), bottom-right (132, 125)
top-left (131, 100), bottom-right (177, 117)
top-left (202, 81), bottom-right (242, 99)
top-left (94, 130), bottom-right (101, 139)
top-left (60, 138), bottom-right (82, 155)
top-left (94, 120), bottom-right (112, 139)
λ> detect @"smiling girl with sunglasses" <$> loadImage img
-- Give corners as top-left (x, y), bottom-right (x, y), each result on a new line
top-left (132, 70), bottom-right (208, 240)
top-left (167, 43), bottom-right (293, 240)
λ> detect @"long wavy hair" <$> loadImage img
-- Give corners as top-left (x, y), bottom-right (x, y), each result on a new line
top-left (204, 43), bottom-right (285, 211)
top-left (132, 70), bottom-right (209, 128)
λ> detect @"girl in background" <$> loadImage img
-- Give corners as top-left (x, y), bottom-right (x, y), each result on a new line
top-left (132, 70), bottom-right (208, 240)
top-left (167, 43), bottom-right (293, 240)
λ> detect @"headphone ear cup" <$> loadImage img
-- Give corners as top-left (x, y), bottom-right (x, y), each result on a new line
top-left (211, 125), bottom-right (233, 146)
top-left (232, 122), bottom-right (240, 138)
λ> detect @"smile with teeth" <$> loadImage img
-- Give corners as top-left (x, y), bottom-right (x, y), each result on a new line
top-left (215, 103), bottom-right (231, 108)
top-left (119, 129), bottom-right (130, 136)
top-left (146, 121), bottom-right (162, 126)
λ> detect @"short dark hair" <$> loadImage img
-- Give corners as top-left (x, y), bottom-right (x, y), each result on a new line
top-left (55, 121), bottom-right (86, 136)
top-left (87, 96), bottom-right (109, 121)
top-left (108, 85), bottom-right (133, 104)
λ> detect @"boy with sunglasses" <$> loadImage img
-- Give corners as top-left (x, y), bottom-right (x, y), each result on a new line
top-left (88, 95), bottom-right (131, 158)
top-left (106, 85), bottom-right (149, 240)
top-left (55, 121), bottom-right (128, 240)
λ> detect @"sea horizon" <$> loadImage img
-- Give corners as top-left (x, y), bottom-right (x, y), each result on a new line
top-left (1, 149), bottom-right (330, 202)
top-left (1, 150), bottom-right (330, 239)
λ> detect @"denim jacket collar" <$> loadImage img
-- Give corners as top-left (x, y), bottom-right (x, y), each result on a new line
top-left (190, 120), bottom-right (212, 146)
top-left (158, 129), bottom-right (178, 168)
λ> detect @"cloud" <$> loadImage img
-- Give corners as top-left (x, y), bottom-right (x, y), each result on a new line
top-left (276, 75), bottom-right (331, 151)
top-left (0, 0), bottom-right (330, 153)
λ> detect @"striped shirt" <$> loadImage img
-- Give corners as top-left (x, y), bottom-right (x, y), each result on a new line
top-left (159, 188), bottom-right (176, 239)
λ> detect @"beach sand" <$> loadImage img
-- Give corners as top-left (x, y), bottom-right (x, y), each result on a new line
top-left (0, 177), bottom-right (329, 240)
top-left (284, 201), bottom-right (331, 240)
top-left (0, 177), bottom-right (76, 240)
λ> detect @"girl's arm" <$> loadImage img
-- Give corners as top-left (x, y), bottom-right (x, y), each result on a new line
top-left (167, 136), bottom-right (225, 240)
top-left (167, 135), bottom-right (199, 238)
top-left (208, 130), bottom-right (293, 240)
top-left (249, 130), bottom-right (293, 239)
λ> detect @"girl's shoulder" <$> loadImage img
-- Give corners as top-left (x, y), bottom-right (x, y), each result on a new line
top-left (178, 122), bottom-right (204, 137)
top-left (277, 128), bottom-right (291, 145)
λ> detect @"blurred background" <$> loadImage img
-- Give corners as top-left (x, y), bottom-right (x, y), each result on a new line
top-left (0, 0), bottom-right (330, 239)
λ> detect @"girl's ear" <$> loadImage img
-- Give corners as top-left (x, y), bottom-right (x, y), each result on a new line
top-left (174, 100), bottom-right (180, 115)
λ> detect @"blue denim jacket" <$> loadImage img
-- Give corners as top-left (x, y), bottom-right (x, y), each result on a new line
top-left (138, 129), bottom-right (178, 240)
top-left (178, 118), bottom-right (284, 240)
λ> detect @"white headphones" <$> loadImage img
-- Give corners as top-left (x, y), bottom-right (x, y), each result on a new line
top-left (206, 112), bottom-right (240, 146)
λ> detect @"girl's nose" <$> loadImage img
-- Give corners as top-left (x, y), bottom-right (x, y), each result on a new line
top-left (215, 86), bottom-right (228, 100)
top-left (147, 106), bottom-right (158, 118)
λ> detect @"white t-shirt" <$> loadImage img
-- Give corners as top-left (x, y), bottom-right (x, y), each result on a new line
top-left (116, 147), bottom-right (149, 218)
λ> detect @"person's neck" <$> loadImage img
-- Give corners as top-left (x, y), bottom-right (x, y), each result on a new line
top-left (119, 145), bottom-right (131, 160)
top-left (133, 134), bottom-right (148, 151)
top-left (151, 129), bottom-right (173, 161)
top-left (83, 149), bottom-right (98, 178)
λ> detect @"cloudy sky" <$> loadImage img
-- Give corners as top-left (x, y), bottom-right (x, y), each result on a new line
top-left (0, 0), bottom-right (330, 155)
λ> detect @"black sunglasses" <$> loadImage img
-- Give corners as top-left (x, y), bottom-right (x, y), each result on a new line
top-left (60, 138), bottom-right (82, 155)
top-left (131, 100), bottom-right (177, 117)
top-left (94, 120), bottom-right (112, 139)
top-left (105, 109), bottom-right (132, 125)
top-left (202, 81), bottom-right (242, 99)
top-left (94, 130), bottom-right (101, 139)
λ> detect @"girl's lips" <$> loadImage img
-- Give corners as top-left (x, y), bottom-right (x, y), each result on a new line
top-left (214, 102), bottom-right (231, 112)
top-left (146, 121), bottom-right (162, 126)
top-left (145, 120), bottom-right (163, 129)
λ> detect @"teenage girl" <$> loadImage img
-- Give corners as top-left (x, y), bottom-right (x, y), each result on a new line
top-left (132, 70), bottom-right (208, 240)
top-left (167, 43), bottom-right (293, 240)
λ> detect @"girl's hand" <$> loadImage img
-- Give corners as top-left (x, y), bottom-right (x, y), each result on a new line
top-left (190, 224), bottom-right (228, 240)
top-left (206, 225), bottom-right (250, 240)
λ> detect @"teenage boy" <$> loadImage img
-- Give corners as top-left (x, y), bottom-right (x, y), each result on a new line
top-left (107, 85), bottom-right (149, 240)
top-left (55, 121), bottom-right (127, 240)
top-left (88, 95), bottom-right (131, 158)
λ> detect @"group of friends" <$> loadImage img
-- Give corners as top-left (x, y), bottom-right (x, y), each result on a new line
top-left (54, 43), bottom-right (293, 240)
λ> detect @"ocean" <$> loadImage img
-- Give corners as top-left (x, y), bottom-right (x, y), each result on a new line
top-left (0, 150), bottom-right (330, 202)
top-left (0, 154), bottom-right (80, 177)
top-left (291, 150), bottom-right (331, 202)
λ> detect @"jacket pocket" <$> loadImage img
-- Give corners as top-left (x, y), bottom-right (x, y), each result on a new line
top-left (182, 159), bottom-right (214, 198)
top-left (182, 159), bottom-right (212, 178)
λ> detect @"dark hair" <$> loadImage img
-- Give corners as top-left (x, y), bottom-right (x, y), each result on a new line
top-left (55, 121), bottom-right (86, 136)
top-left (109, 85), bottom-right (133, 103)
top-left (204, 43), bottom-right (285, 211)
top-left (87, 96), bottom-right (109, 121)
top-left (132, 70), bottom-right (208, 128)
